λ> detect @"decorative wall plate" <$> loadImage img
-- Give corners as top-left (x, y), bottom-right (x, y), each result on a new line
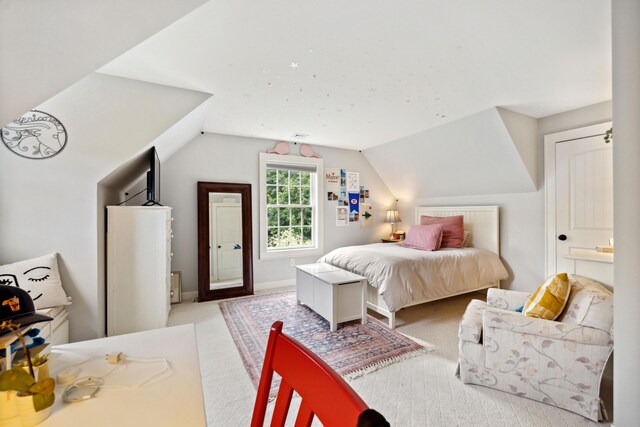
top-left (1, 110), bottom-right (68, 159)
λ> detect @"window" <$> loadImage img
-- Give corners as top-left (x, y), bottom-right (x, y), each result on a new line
top-left (266, 168), bottom-right (313, 248)
top-left (259, 153), bottom-right (323, 259)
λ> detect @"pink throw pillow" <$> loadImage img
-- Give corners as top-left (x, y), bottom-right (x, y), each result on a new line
top-left (420, 215), bottom-right (464, 248)
top-left (398, 224), bottom-right (444, 251)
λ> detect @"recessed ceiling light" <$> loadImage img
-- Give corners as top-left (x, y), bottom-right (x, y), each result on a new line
top-left (292, 133), bottom-right (309, 139)
top-left (289, 62), bottom-right (299, 69)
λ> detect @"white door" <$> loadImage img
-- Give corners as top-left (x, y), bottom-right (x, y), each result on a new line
top-left (554, 133), bottom-right (613, 283)
top-left (215, 206), bottom-right (243, 281)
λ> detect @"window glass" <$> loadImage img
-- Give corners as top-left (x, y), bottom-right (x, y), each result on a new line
top-left (260, 153), bottom-right (322, 259)
top-left (266, 167), bottom-right (315, 250)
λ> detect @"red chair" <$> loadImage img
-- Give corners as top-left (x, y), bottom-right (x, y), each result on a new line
top-left (251, 321), bottom-right (369, 427)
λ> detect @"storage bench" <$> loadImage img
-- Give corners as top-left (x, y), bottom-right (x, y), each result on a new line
top-left (295, 263), bottom-right (367, 332)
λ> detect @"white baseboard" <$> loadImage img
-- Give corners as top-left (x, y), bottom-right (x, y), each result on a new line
top-left (181, 290), bottom-right (198, 302)
top-left (254, 279), bottom-right (295, 291)
top-left (181, 279), bottom-right (294, 302)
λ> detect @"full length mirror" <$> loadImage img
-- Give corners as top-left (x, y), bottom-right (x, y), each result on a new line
top-left (198, 182), bottom-right (253, 301)
top-left (209, 192), bottom-right (243, 288)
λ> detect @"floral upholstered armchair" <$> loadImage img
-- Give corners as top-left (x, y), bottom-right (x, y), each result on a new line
top-left (456, 275), bottom-right (613, 421)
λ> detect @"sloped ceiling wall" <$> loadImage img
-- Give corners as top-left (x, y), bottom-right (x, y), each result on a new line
top-left (0, 73), bottom-right (211, 341)
top-left (0, 0), bottom-right (207, 126)
top-left (362, 107), bottom-right (538, 200)
top-left (99, 99), bottom-right (211, 190)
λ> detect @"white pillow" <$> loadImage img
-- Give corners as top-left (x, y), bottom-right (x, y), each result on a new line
top-left (0, 253), bottom-right (70, 309)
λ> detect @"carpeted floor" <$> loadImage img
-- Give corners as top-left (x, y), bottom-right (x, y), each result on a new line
top-left (168, 288), bottom-right (612, 426)
top-left (219, 291), bottom-right (427, 397)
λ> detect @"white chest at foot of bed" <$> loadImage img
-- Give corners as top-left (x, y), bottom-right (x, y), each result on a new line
top-left (295, 263), bottom-right (367, 332)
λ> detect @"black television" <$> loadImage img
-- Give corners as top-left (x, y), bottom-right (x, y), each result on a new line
top-left (144, 147), bottom-right (161, 206)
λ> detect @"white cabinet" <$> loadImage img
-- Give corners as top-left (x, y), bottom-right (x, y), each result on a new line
top-left (107, 206), bottom-right (172, 336)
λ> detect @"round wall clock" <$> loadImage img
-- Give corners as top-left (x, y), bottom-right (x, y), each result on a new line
top-left (1, 110), bottom-right (68, 159)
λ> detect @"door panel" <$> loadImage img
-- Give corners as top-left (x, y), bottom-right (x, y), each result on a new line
top-left (556, 135), bottom-right (613, 275)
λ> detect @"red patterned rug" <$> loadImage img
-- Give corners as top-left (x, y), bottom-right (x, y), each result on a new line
top-left (219, 290), bottom-right (427, 396)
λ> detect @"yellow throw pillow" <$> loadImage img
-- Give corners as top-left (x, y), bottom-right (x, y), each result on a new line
top-left (523, 273), bottom-right (571, 320)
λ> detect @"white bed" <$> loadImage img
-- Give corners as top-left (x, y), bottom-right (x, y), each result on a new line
top-left (319, 206), bottom-right (508, 328)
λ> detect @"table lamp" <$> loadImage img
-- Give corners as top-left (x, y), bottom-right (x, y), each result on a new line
top-left (384, 209), bottom-right (401, 239)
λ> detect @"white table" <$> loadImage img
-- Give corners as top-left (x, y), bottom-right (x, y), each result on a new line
top-left (295, 263), bottom-right (367, 332)
top-left (41, 324), bottom-right (206, 426)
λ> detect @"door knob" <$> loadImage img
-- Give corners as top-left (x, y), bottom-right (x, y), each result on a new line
top-left (217, 245), bottom-right (221, 248)
top-left (558, 234), bottom-right (567, 241)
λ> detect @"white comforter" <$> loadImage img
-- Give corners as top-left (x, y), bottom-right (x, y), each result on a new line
top-left (318, 243), bottom-right (509, 312)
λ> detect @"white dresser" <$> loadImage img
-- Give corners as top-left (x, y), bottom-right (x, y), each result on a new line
top-left (106, 206), bottom-right (172, 336)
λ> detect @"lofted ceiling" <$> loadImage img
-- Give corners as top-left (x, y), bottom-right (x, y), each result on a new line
top-left (99, 0), bottom-right (611, 150)
top-left (0, 0), bottom-right (207, 127)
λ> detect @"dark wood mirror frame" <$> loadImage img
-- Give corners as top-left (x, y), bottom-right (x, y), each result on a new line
top-left (197, 181), bottom-right (253, 301)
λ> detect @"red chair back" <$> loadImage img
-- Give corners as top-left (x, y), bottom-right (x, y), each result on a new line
top-left (251, 321), bottom-right (368, 427)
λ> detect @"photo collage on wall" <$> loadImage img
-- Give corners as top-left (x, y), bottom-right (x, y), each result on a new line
top-left (325, 168), bottom-right (371, 226)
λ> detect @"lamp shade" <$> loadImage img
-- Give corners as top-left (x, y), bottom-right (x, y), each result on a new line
top-left (384, 210), bottom-right (401, 223)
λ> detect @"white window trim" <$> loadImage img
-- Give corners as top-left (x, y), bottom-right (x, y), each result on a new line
top-left (259, 152), bottom-right (324, 260)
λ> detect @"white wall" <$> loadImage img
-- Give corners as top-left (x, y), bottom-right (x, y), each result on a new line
top-left (612, 1), bottom-right (640, 424)
top-left (362, 102), bottom-right (611, 292)
top-left (408, 192), bottom-right (544, 290)
top-left (363, 108), bottom-right (537, 200)
top-left (0, 73), bottom-right (210, 341)
top-left (0, 0), bottom-right (207, 126)
top-left (363, 106), bottom-right (543, 291)
top-left (163, 103), bottom-right (612, 295)
top-left (162, 133), bottom-right (395, 293)
top-left (538, 101), bottom-right (612, 136)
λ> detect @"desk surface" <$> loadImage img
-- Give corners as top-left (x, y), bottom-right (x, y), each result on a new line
top-left (42, 324), bottom-right (206, 426)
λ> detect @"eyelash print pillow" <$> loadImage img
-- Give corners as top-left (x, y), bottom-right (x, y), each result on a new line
top-left (0, 253), bottom-right (71, 309)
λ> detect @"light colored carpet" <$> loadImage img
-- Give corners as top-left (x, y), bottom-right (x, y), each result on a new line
top-left (168, 289), bottom-right (612, 426)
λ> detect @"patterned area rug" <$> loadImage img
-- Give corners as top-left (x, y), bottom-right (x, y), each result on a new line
top-left (219, 290), bottom-right (428, 396)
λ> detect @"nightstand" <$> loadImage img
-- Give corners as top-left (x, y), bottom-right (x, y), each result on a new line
top-left (381, 238), bottom-right (402, 243)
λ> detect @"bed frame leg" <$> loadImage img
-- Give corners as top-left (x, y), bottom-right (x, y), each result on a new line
top-left (389, 312), bottom-right (396, 329)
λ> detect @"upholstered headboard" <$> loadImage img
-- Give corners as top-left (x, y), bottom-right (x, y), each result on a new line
top-left (414, 206), bottom-right (500, 256)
